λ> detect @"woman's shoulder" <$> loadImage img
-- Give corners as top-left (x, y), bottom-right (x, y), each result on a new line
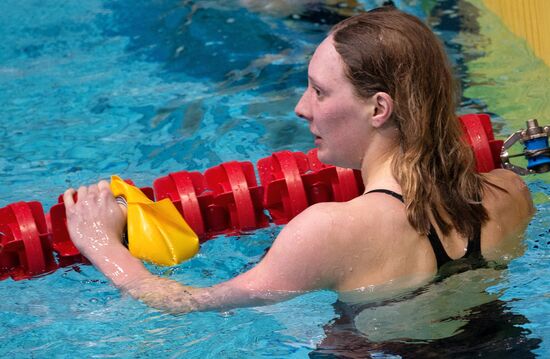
top-left (483, 169), bottom-right (534, 217)
top-left (480, 169), bottom-right (534, 255)
top-left (282, 195), bottom-right (408, 250)
top-left (484, 168), bottom-right (529, 188)
top-left (283, 196), bottom-right (427, 290)
top-left (290, 193), bottom-right (417, 256)
top-left (296, 193), bottom-right (407, 225)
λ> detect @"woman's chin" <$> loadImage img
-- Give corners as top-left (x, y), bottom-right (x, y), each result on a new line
top-left (317, 148), bottom-right (359, 169)
top-left (317, 149), bottom-right (341, 167)
top-left (315, 148), bottom-right (332, 166)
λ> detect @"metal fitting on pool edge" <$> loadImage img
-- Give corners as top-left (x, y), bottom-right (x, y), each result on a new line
top-left (501, 119), bottom-right (550, 175)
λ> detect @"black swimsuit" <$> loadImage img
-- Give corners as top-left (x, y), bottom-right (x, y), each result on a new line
top-left (365, 189), bottom-right (483, 268)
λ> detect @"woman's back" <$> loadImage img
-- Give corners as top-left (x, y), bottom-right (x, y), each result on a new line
top-left (313, 169), bottom-right (534, 292)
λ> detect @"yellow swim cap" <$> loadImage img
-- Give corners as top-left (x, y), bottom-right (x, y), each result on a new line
top-left (110, 175), bottom-right (199, 266)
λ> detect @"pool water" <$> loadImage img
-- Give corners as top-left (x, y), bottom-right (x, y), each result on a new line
top-left (1, 0), bottom-right (549, 358)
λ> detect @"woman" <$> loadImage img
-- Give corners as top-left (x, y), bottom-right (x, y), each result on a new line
top-left (64, 7), bottom-right (533, 313)
top-left (239, 0), bottom-right (361, 18)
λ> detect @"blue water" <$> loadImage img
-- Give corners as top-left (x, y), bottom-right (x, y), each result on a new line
top-left (1, 0), bottom-right (549, 358)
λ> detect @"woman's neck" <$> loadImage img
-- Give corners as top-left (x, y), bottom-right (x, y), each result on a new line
top-left (360, 131), bottom-right (401, 194)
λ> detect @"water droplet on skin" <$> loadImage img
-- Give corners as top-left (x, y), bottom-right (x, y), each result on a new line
top-left (294, 229), bottom-right (303, 243)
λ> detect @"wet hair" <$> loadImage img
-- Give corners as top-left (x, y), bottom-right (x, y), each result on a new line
top-left (331, 7), bottom-right (488, 239)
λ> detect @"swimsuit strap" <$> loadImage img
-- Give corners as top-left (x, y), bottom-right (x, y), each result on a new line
top-left (427, 225), bottom-right (454, 268)
top-left (430, 220), bottom-right (482, 267)
top-left (464, 221), bottom-right (482, 258)
top-left (364, 189), bottom-right (404, 203)
top-left (364, 189), bottom-right (483, 268)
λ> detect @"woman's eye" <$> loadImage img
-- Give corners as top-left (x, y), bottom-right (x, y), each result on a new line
top-left (308, 82), bottom-right (323, 98)
top-left (313, 87), bottom-right (322, 97)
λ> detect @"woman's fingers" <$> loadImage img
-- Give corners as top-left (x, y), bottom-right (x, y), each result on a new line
top-left (98, 180), bottom-right (110, 192)
top-left (63, 188), bottom-right (76, 207)
top-left (77, 186), bottom-right (88, 202)
top-left (98, 180), bottom-right (113, 201)
top-left (65, 182), bottom-right (105, 210)
top-left (87, 183), bottom-right (99, 196)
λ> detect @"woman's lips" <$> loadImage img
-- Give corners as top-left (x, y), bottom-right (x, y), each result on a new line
top-left (314, 136), bottom-right (321, 145)
top-left (310, 128), bottom-right (321, 145)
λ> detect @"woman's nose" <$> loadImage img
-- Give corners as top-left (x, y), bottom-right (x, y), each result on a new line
top-left (295, 91), bottom-right (311, 121)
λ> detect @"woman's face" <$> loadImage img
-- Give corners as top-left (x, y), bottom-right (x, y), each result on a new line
top-left (295, 36), bottom-right (375, 169)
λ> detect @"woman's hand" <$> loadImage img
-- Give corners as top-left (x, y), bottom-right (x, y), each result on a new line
top-left (63, 180), bottom-right (127, 260)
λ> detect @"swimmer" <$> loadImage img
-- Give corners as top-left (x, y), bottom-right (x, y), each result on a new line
top-left (63, 7), bottom-right (534, 313)
top-left (239, 0), bottom-right (361, 19)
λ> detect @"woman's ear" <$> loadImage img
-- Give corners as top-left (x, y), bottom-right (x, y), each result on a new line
top-left (370, 92), bottom-right (393, 128)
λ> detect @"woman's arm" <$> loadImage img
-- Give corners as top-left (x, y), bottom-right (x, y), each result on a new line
top-left (64, 181), bottom-right (341, 313)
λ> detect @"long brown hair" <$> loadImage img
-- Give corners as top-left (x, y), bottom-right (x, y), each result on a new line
top-left (331, 7), bottom-right (488, 239)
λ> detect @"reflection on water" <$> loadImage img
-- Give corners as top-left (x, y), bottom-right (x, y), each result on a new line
top-left (314, 267), bottom-right (541, 358)
top-left (314, 298), bottom-right (540, 358)
top-left (353, 269), bottom-right (501, 342)
top-left (459, 0), bottom-right (550, 132)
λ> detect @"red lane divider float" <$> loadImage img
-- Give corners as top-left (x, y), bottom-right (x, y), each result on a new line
top-left (205, 161), bottom-right (268, 233)
top-left (306, 149), bottom-right (364, 203)
top-left (154, 171), bottom-right (212, 238)
top-left (0, 114), bottom-right (503, 281)
top-left (0, 202), bottom-right (57, 280)
top-left (258, 151), bottom-right (310, 224)
top-left (459, 113), bottom-right (503, 172)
